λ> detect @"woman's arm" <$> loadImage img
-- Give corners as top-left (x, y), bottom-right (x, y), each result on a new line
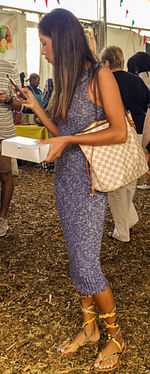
top-left (142, 107), bottom-right (150, 149)
top-left (18, 87), bottom-right (59, 137)
top-left (141, 107), bottom-right (150, 174)
top-left (39, 67), bottom-right (127, 162)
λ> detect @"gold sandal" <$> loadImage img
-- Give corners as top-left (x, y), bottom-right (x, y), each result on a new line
top-left (57, 296), bottom-right (100, 356)
top-left (94, 307), bottom-right (126, 372)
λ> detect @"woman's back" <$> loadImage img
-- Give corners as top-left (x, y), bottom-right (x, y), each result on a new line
top-left (113, 70), bottom-right (150, 134)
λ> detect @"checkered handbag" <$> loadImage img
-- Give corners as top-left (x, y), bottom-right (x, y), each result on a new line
top-left (78, 112), bottom-right (149, 195)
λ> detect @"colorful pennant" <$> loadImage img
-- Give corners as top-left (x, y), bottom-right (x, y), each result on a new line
top-left (33, 0), bottom-right (60, 5)
top-left (126, 9), bottom-right (129, 17)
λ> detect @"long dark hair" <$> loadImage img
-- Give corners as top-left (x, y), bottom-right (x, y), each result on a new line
top-left (127, 52), bottom-right (150, 75)
top-left (39, 8), bottom-right (98, 121)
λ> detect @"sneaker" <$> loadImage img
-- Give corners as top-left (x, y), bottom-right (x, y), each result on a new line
top-left (137, 184), bottom-right (150, 190)
top-left (108, 232), bottom-right (130, 242)
top-left (0, 218), bottom-right (9, 236)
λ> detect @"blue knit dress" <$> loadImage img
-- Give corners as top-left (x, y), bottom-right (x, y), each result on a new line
top-left (54, 69), bottom-right (109, 295)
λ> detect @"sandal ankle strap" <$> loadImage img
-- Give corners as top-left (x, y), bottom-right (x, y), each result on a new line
top-left (99, 306), bottom-right (116, 319)
top-left (99, 306), bottom-right (119, 329)
top-left (82, 315), bottom-right (96, 343)
top-left (82, 315), bottom-right (96, 328)
top-left (103, 317), bottom-right (119, 329)
top-left (81, 304), bottom-right (96, 315)
top-left (107, 327), bottom-right (122, 351)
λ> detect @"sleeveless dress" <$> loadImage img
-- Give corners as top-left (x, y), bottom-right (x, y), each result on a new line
top-left (54, 69), bottom-right (109, 295)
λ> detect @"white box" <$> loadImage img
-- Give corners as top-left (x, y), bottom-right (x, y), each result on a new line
top-left (2, 136), bottom-right (50, 163)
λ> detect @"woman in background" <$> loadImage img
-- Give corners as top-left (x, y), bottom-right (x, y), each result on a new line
top-left (127, 51), bottom-right (150, 189)
top-left (142, 104), bottom-right (150, 175)
top-left (101, 46), bottom-right (150, 241)
top-left (23, 73), bottom-right (43, 114)
top-left (127, 51), bottom-right (150, 89)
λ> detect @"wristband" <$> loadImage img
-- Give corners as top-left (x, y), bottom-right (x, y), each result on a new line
top-left (4, 97), bottom-right (13, 105)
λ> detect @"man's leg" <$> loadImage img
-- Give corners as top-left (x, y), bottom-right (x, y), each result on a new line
top-left (0, 145), bottom-right (14, 235)
top-left (127, 180), bottom-right (139, 228)
top-left (108, 181), bottom-right (138, 242)
top-left (0, 171), bottom-right (14, 219)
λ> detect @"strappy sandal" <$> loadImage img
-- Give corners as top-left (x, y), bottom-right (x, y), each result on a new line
top-left (57, 296), bottom-right (100, 356)
top-left (94, 307), bottom-right (126, 372)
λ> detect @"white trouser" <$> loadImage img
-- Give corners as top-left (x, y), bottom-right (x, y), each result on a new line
top-left (108, 180), bottom-right (138, 242)
top-left (11, 158), bottom-right (19, 176)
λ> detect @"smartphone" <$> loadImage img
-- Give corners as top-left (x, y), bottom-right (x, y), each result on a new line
top-left (7, 74), bottom-right (27, 100)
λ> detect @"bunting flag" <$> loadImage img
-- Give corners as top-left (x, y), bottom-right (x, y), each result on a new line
top-left (120, 0), bottom-right (123, 6)
top-left (126, 9), bottom-right (129, 17)
top-left (34, 0), bottom-right (60, 5)
top-left (131, 20), bottom-right (135, 27)
top-left (144, 35), bottom-right (147, 44)
top-left (138, 28), bottom-right (141, 36)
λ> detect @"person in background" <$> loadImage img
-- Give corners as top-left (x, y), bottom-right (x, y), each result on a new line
top-left (84, 26), bottom-right (96, 54)
top-left (14, 72), bottom-right (26, 126)
top-left (127, 52), bottom-right (150, 189)
top-left (127, 51), bottom-right (150, 89)
top-left (42, 78), bottom-right (53, 109)
top-left (140, 104), bottom-right (150, 181)
top-left (22, 73), bottom-right (43, 114)
top-left (16, 9), bottom-right (127, 372)
top-left (100, 45), bottom-right (150, 242)
top-left (20, 72), bottom-right (26, 88)
top-left (0, 59), bottom-right (21, 236)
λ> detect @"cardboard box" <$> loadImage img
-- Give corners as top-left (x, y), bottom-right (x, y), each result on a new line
top-left (2, 136), bottom-right (50, 163)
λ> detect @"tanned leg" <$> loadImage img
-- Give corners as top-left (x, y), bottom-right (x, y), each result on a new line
top-left (57, 294), bottom-right (100, 355)
top-left (0, 171), bottom-right (14, 220)
top-left (94, 287), bottom-right (125, 371)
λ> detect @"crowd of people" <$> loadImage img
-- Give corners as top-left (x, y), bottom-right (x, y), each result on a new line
top-left (0, 7), bottom-right (150, 373)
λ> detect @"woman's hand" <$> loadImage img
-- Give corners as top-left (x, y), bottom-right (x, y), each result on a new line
top-left (15, 87), bottom-right (59, 137)
top-left (16, 87), bottom-right (40, 112)
top-left (38, 136), bottom-right (69, 162)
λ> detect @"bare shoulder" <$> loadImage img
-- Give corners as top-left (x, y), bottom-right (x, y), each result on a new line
top-left (88, 66), bottom-right (115, 105)
top-left (98, 66), bottom-right (111, 75)
top-left (97, 66), bottom-right (115, 83)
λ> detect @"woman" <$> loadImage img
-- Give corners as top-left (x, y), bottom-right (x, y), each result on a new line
top-left (142, 105), bottom-right (150, 176)
top-left (18, 9), bottom-right (127, 372)
top-left (100, 45), bottom-right (150, 241)
top-left (127, 52), bottom-right (150, 189)
top-left (127, 51), bottom-right (150, 89)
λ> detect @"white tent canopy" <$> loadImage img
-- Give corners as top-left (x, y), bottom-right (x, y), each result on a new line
top-left (0, 0), bottom-right (150, 88)
top-left (0, 0), bottom-right (98, 20)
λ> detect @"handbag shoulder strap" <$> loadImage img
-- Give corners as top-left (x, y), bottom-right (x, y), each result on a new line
top-left (80, 119), bottom-right (108, 133)
top-left (125, 110), bottom-right (136, 130)
top-left (93, 65), bottom-right (103, 121)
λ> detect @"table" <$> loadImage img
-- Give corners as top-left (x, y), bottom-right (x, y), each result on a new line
top-left (15, 125), bottom-right (49, 140)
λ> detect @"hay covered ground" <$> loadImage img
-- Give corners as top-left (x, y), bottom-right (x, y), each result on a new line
top-left (0, 165), bottom-right (149, 374)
